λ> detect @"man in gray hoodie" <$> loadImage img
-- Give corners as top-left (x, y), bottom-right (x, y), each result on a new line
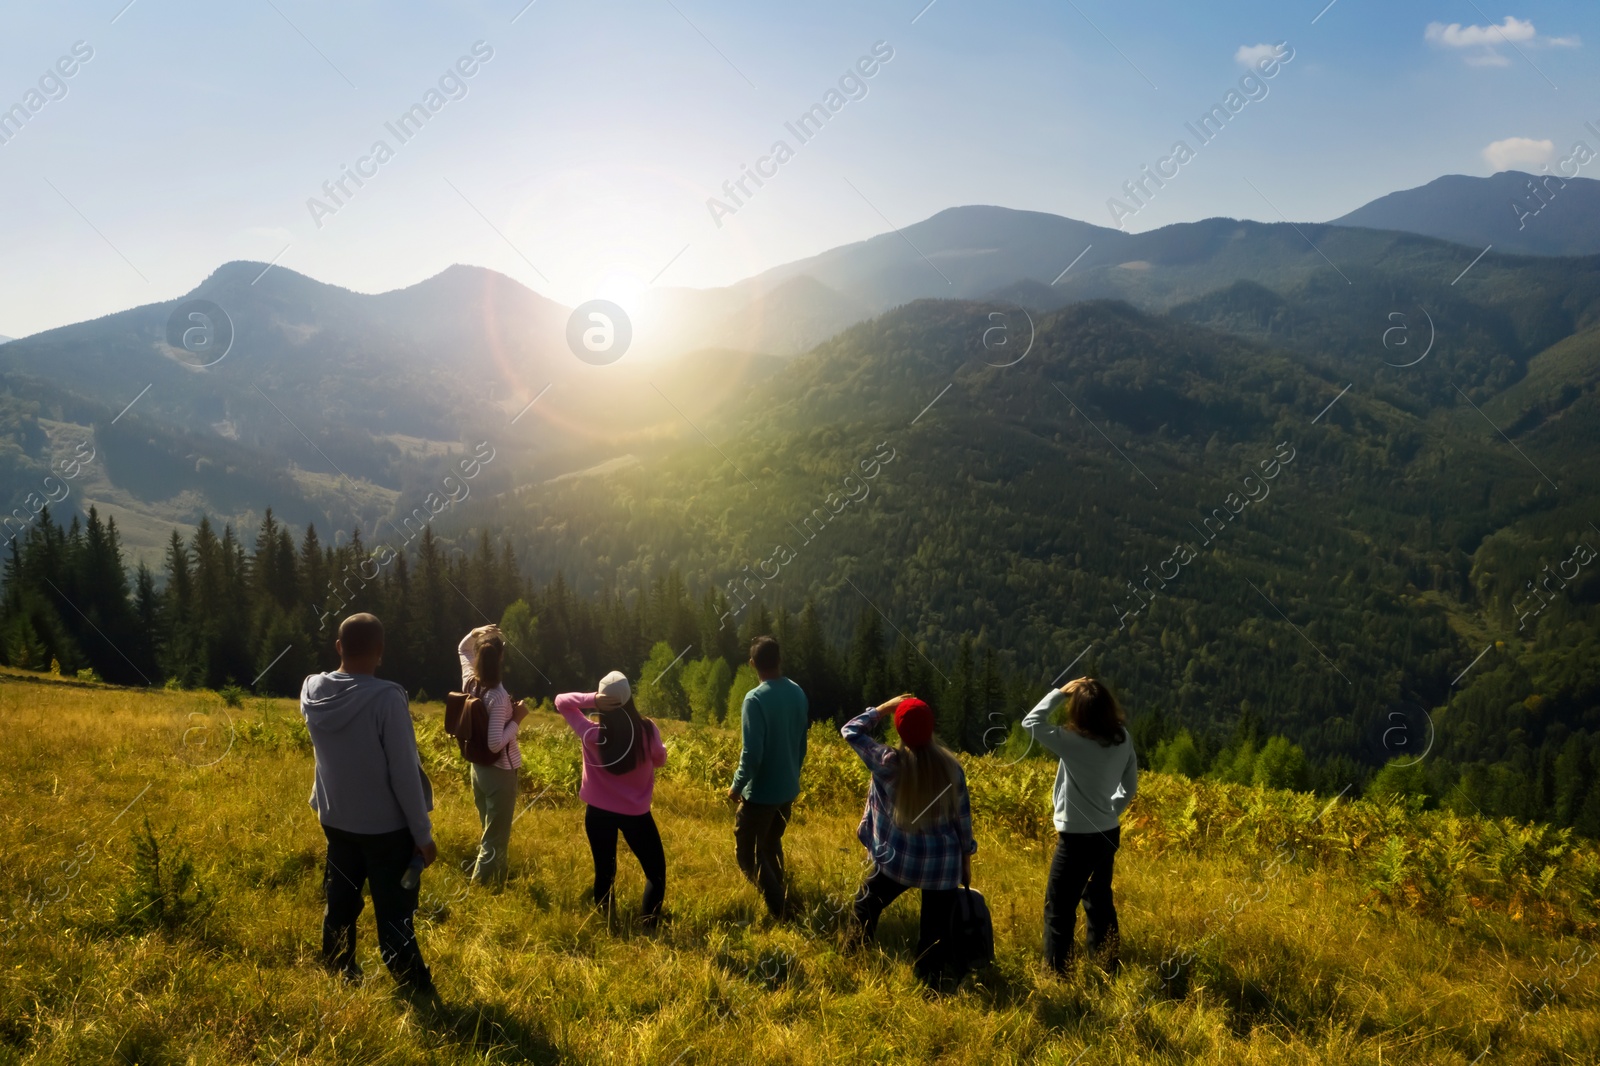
top-left (301, 613), bottom-right (437, 997)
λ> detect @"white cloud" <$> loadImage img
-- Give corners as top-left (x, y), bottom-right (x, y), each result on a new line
top-left (1424, 16), bottom-right (1580, 66)
top-left (1426, 16), bottom-right (1536, 47)
top-left (1234, 43), bottom-right (1277, 68)
top-left (1482, 137), bottom-right (1556, 171)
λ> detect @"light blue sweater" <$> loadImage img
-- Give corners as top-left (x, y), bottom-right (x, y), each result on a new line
top-left (1022, 689), bottom-right (1139, 833)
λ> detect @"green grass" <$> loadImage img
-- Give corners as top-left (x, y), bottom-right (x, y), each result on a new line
top-left (1, 667), bottom-right (1596, 1064)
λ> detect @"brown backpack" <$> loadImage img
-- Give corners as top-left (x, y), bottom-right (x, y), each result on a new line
top-left (444, 680), bottom-right (496, 765)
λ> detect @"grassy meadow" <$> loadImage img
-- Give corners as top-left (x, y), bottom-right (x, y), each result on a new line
top-left (1, 666), bottom-right (1597, 1065)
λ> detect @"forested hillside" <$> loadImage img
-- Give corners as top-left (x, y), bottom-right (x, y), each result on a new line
top-left (5, 284), bottom-right (1597, 839)
top-left (467, 296), bottom-right (1600, 835)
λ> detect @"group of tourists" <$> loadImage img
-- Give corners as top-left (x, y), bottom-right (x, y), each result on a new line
top-left (299, 612), bottom-right (1139, 1000)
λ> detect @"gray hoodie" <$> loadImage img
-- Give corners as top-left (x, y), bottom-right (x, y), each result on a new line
top-left (301, 671), bottom-right (434, 846)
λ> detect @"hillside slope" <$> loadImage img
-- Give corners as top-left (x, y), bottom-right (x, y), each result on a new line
top-left (1331, 171), bottom-right (1600, 257)
top-left (2, 672), bottom-right (1595, 1064)
top-left (479, 299), bottom-right (1589, 725)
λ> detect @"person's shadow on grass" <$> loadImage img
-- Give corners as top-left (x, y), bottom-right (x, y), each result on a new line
top-left (418, 997), bottom-right (563, 1064)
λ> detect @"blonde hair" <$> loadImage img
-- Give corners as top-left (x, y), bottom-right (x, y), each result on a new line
top-left (892, 740), bottom-right (963, 830)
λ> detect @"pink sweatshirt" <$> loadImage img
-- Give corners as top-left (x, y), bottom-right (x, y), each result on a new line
top-left (555, 692), bottom-right (668, 816)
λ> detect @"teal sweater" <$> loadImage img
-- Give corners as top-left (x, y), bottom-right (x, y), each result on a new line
top-left (730, 677), bottom-right (809, 804)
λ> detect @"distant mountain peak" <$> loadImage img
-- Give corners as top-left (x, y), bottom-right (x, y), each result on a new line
top-left (1330, 171), bottom-right (1600, 256)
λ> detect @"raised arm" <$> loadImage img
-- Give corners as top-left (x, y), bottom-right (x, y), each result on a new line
top-left (458, 630), bottom-right (478, 686)
top-left (1022, 689), bottom-right (1074, 760)
top-left (554, 691), bottom-right (598, 741)
top-left (840, 703), bottom-right (897, 778)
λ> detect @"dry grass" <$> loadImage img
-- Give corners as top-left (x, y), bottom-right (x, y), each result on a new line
top-left (1, 667), bottom-right (1596, 1064)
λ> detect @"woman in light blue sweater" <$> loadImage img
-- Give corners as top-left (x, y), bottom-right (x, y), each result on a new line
top-left (1022, 676), bottom-right (1138, 974)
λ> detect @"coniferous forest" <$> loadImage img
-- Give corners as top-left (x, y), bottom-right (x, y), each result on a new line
top-left (6, 470), bottom-right (1600, 841)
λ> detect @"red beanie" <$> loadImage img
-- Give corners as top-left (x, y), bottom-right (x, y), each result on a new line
top-left (893, 697), bottom-right (935, 749)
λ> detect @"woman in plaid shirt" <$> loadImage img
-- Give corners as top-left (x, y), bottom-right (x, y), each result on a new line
top-left (841, 693), bottom-right (977, 986)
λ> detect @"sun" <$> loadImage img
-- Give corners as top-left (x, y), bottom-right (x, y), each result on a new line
top-left (593, 270), bottom-right (648, 311)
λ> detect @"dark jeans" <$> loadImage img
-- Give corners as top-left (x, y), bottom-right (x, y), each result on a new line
top-left (321, 824), bottom-right (432, 992)
top-left (585, 805), bottom-right (666, 927)
top-left (1043, 827), bottom-right (1121, 972)
top-left (850, 869), bottom-right (960, 983)
top-left (734, 800), bottom-right (791, 918)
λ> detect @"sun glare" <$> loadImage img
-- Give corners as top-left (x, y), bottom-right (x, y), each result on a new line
top-left (594, 269), bottom-right (647, 310)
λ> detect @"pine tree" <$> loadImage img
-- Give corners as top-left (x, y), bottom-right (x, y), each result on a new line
top-left (974, 644), bottom-right (1006, 754)
top-left (161, 530), bottom-right (197, 685)
top-left (941, 635), bottom-right (975, 750)
top-left (847, 603), bottom-right (885, 710)
top-left (298, 523), bottom-right (328, 645)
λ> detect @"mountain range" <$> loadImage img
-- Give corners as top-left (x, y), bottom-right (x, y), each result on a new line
top-left (3, 168), bottom-right (1600, 566)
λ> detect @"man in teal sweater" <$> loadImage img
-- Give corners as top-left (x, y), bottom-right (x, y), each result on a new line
top-left (727, 635), bottom-right (809, 919)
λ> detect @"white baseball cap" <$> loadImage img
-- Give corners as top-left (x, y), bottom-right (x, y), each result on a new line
top-left (596, 670), bottom-right (632, 708)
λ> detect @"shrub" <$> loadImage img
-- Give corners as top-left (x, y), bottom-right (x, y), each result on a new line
top-left (725, 665), bottom-right (760, 728)
top-left (112, 818), bottom-right (216, 936)
top-left (1154, 729), bottom-right (1205, 777)
top-left (1252, 736), bottom-right (1308, 790)
top-left (637, 642), bottom-right (692, 720)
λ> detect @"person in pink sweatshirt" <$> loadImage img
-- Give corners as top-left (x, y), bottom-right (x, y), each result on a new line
top-left (555, 670), bottom-right (669, 928)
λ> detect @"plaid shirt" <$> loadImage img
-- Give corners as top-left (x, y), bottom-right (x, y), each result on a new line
top-left (841, 708), bottom-right (977, 890)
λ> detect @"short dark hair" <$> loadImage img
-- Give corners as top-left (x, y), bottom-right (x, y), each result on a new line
top-left (338, 613), bottom-right (385, 659)
top-left (750, 635), bottom-right (781, 672)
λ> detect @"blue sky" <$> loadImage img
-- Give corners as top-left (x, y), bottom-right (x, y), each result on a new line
top-left (0, 0), bottom-right (1595, 337)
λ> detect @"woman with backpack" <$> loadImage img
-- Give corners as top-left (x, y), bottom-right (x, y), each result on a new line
top-left (841, 693), bottom-right (977, 988)
top-left (1022, 676), bottom-right (1139, 975)
top-left (555, 671), bottom-right (669, 929)
top-left (458, 625), bottom-right (527, 885)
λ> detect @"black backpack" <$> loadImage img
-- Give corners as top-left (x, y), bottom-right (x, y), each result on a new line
top-left (947, 887), bottom-right (995, 972)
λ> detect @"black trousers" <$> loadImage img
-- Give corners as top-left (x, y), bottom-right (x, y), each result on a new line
top-left (734, 800), bottom-right (791, 918)
top-left (584, 805), bottom-right (666, 927)
top-left (321, 824), bottom-right (432, 991)
top-left (851, 869), bottom-right (960, 982)
top-left (1043, 827), bottom-right (1121, 971)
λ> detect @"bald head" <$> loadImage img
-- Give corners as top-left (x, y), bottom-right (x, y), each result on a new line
top-left (336, 613), bottom-right (385, 673)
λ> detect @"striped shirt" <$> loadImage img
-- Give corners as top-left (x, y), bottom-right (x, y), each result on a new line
top-left (458, 632), bottom-right (521, 771)
top-left (841, 708), bottom-right (976, 890)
